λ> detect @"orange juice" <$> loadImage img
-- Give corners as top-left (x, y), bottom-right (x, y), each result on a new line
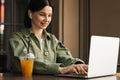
top-left (20, 59), bottom-right (34, 77)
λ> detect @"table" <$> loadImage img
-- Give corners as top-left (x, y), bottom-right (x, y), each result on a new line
top-left (0, 73), bottom-right (120, 80)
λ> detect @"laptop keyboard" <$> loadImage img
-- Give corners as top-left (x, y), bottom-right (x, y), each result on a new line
top-left (55, 72), bottom-right (87, 78)
top-left (70, 72), bottom-right (87, 76)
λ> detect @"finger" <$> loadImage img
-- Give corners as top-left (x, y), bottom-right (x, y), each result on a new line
top-left (80, 64), bottom-right (88, 71)
top-left (77, 71), bottom-right (82, 75)
top-left (74, 64), bottom-right (84, 73)
top-left (75, 65), bottom-right (81, 72)
top-left (79, 65), bottom-right (87, 74)
top-left (74, 65), bottom-right (84, 75)
top-left (73, 68), bottom-right (79, 74)
top-left (84, 65), bottom-right (88, 74)
top-left (83, 64), bottom-right (88, 72)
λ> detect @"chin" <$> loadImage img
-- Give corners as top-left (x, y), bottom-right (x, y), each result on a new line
top-left (42, 27), bottom-right (47, 30)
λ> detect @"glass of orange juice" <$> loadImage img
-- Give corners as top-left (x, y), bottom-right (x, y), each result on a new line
top-left (20, 53), bottom-right (35, 77)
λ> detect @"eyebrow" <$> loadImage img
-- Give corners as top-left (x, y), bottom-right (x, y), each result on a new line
top-left (39, 12), bottom-right (52, 15)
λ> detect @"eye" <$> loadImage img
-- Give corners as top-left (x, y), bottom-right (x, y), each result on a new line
top-left (48, 15), bottom-right (52, 18)
top-left (39, 13), bottom-right (45, 16)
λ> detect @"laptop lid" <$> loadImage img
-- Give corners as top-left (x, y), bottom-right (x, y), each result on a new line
top-left (55, 35), bottom-right (119, 79)
top-left (87, 35), bottom-right (119, 78)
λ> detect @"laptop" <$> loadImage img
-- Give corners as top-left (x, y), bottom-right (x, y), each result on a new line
top-left (56, 35), bottom-right (120, 78)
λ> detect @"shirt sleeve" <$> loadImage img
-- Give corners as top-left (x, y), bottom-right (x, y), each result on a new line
top-left (33, 60), bottom-right (63, 74)
top-left (55, 39), bottom-right (85, 66)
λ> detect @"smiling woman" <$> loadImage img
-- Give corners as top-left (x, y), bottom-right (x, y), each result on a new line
top-left (9, 0), bottom-right (88, 75)
top-left (28, 6), bottom-right (52, 36)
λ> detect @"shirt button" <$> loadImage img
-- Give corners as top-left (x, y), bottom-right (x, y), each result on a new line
top-left (44, 52), bottom-right (49, 56)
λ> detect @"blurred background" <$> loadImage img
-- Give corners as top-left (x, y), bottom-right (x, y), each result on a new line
top-left (0, 0), bottom-right (120, 72)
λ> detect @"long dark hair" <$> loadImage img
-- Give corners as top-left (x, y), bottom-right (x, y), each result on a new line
top-left (24, 0), bottom-right (53, 28)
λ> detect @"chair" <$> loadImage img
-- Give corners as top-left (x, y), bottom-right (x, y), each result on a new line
top-left (0, 54), bottom-right (7, 72)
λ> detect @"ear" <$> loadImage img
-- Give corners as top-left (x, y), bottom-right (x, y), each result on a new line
top-left (28, 10), bottom-right (32, 19)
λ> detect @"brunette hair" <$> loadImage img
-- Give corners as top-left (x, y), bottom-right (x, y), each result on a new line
top-left (24, 0), bottom-right (53, 28)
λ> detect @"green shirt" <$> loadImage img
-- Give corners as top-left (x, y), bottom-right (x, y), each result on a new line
top-left (9, 28), bottom-right (84, 74)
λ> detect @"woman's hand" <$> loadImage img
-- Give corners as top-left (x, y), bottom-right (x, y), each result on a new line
top-left (59, 64), bottom-right (88, 74)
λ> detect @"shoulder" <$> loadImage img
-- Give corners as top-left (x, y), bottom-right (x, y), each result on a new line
top-left (45, 31), bottom-right (58, 42)
top-left (10, 29), bottom-right (30, 39)
top-left (10, 32), bottom-right (23, 39)
top-left (45, 31), bottom-right (65, 47)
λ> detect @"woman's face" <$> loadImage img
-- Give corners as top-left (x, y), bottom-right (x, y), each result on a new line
top-left (29, 6), bottom-right (52, 30)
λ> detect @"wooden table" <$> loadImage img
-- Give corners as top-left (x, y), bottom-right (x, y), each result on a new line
top-left (0, 73), bottom-right (120, 80)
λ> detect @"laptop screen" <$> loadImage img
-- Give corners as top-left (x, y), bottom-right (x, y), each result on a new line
top-left (88, 35), bottom-right (119, 78)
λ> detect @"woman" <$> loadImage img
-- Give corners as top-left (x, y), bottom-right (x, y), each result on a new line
top-left (9, 0), bottom-right (88, 74)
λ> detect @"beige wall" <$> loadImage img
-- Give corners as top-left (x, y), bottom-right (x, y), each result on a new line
top-left (63, 0), bottom-right (79, 57)
top-left (90, 0), bottom-right (120, 64)
top-left (90, 0), bottom-right (120, 37)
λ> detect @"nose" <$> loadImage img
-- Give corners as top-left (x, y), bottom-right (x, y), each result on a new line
top-left (44, 16), bottom-right (49, 22)
top-left (44, 15), bottom-right (51, 22)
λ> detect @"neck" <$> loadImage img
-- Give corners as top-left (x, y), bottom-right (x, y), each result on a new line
top-left (31, 27), bottom-right (44, 39)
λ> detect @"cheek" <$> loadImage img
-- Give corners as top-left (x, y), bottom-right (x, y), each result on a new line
top-left (32, 18), bottom-right (42, 25)
top-left (33, 15), bottom-right (42, 22)
top-left (36, 17), bottom-right (43, 22)
top-left (48, 17), bottom-right (52, 22)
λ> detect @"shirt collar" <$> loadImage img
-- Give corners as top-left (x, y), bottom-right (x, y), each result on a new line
top-left (22, 28), bottom-right (51, 40)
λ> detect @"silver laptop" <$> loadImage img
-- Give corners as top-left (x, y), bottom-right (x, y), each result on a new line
top-left (56, 35), bottom-right (120, 78)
